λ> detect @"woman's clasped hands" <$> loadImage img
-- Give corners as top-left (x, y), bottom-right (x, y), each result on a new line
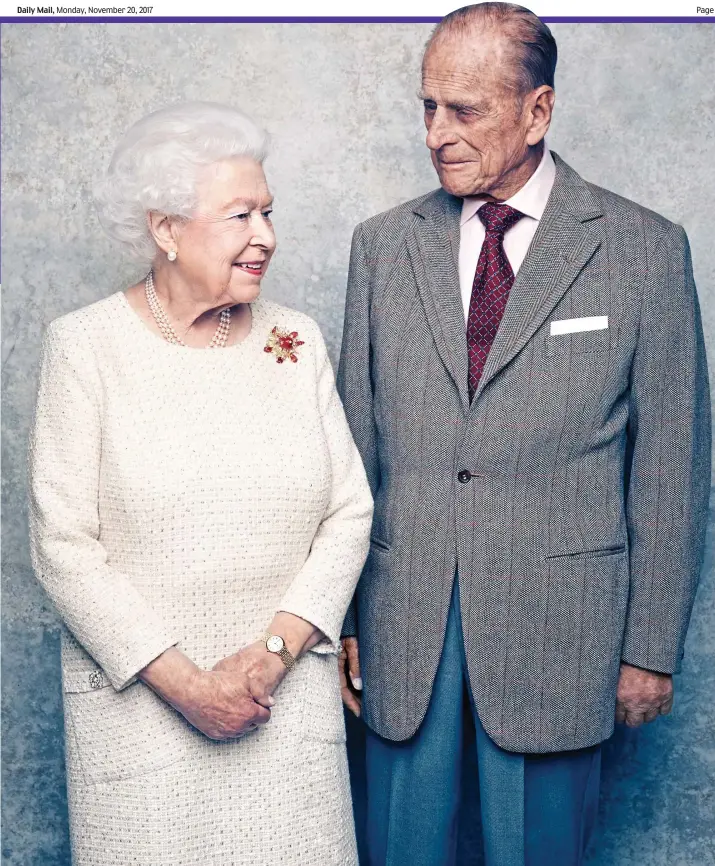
top-left (140, 642), bottom-right (286, 741)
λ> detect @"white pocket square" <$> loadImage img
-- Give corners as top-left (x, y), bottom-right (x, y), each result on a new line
top-left (550, 315), bottom-right (608, 336)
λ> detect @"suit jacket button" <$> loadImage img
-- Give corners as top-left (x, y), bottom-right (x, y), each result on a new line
top-left (457, 470), bottom-right (472, 483)
top-left (88, 671), bottom-right (103, 690)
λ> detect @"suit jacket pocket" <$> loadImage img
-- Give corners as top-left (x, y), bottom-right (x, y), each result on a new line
top-left (63, 673), bottom-right (187, 786)
top-left (543, 325), bottom-right (613, 357)
top-left (369, 536), bottom-right (391, 552)
top-left (544, 544), bottom-right (626, 561)
top-left (539, 548), bottom-right (630, 741)
top-left (300, 652), bottom-right (347, 743)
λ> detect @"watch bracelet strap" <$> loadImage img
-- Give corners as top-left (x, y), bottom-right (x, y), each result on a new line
top-left (278, 647), bottom-right (296, 670)
top-left (261, 632), bottom-right (296, 670)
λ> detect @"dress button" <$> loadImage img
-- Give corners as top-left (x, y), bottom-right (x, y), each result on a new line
top-left (457, 470), bottom-right (472, 483)
top-left (88, 671), bottom-right (104, 690)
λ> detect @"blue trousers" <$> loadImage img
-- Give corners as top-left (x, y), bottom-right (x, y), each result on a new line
top-left (364, 583), bottom-right (601, 866)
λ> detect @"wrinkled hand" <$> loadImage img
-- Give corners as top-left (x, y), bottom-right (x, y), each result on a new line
top-left (615, 663), bottom-right (674, 727)
top-left (213, 641), bottom-right (287, 709)
top-left (339, 637), bottom-right (362, 717)
top-left (178, 668), bottom-right (271, 740)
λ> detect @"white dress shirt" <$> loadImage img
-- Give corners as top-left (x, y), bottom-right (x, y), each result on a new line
top-left (458, 148), bottom-right (557, 323)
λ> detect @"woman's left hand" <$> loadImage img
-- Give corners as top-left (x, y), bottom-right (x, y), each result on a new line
top-left (213, 641), bottom-right (287, 708)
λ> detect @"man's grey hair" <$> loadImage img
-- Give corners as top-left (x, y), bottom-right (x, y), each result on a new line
top-left (426, 2), bottom-right (557, 94)
top-left (94, 101), bottom-right (269, 262)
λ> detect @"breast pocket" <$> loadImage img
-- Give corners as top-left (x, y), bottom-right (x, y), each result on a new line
top-left (62, 671), bottom-right (187, 786)
top-left (544, 323), bottom-right (613, 357)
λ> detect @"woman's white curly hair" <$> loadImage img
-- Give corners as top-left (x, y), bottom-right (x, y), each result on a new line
top-left (94, 101), bottom-right (269, 262)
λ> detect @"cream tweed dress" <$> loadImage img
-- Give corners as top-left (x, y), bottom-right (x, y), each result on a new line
top-left (28, 291), bottom-right (373, 866)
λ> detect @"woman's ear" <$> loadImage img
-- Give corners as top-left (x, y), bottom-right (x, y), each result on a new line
top-left (147, 211), bottom-right (181, 256)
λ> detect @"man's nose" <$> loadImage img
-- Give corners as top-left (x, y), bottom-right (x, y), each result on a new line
top-left (426, 108), bottom-right (457, 151)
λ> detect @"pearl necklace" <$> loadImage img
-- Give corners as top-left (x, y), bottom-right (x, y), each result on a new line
top-left (144, 271), bottom-right (231, 348)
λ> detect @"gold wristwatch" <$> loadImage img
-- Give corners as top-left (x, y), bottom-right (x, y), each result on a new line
top-left (261, 632), bottom-right (296, 671)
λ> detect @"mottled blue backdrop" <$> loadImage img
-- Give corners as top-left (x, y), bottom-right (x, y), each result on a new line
top-left (2, 20), bottom-right (714, 866)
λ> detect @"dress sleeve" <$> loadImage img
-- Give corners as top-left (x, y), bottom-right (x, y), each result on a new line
top-left (277, 324), bottom-right (374, 653)
top-left (28, 320), bottom-right (182, 690)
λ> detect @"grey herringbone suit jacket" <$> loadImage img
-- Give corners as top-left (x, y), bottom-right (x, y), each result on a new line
top-left (336, 153), bottom-right (711, 754)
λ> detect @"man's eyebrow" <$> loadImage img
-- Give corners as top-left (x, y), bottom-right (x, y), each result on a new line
top-left (417, 90), bottom-right (484, 112)
top-left (447, 100), bottom-right (484, 112)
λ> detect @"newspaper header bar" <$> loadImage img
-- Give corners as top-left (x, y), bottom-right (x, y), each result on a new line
top-left (1, 1), bottom-right (713, 20)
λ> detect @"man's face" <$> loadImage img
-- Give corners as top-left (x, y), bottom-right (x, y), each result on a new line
top-left (421, 30), bottom-right (538, 199)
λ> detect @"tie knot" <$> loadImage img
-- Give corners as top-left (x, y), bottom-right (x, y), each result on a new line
top-left (478, 202), bottom-right (524, 237)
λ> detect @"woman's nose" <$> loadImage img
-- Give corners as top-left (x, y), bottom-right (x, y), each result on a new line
top-left (251, 216), bottom-right (276, 249)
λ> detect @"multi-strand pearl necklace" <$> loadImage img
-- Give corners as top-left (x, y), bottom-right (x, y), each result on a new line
top-left (144, 271), bottom-right (231, 348)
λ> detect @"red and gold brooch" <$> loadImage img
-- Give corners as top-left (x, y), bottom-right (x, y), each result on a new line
top-left (264, 326), bottom-right (305, 364)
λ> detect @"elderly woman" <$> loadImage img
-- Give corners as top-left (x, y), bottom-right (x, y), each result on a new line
top-left (28, 101), bottom-right (373, 866)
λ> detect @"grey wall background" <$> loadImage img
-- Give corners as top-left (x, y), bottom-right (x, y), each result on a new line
top-left (2, 20), bottom-right (714, 866)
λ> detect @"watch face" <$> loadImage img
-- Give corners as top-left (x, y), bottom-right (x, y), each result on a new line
top-left (266, 635), bottom-right (284, 653)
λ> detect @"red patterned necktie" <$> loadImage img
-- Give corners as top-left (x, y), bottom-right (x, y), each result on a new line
top-left (466, 202), bottom-right (525, 400)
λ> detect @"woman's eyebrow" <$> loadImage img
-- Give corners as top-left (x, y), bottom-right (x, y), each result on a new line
top-left (222, 196), bottom-right (274, 211)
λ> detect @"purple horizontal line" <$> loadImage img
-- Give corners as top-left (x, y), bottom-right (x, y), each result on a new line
top-left (1, 16), bottom-right (714, 24)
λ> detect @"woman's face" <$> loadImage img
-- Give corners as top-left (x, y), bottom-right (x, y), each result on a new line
top-left (172, 157), bottom-right (276, 306)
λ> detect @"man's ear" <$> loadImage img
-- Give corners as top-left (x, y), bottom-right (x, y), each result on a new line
top-left (526, 86), bottom-right (555, 147)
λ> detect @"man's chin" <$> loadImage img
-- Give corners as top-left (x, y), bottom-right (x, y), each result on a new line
top-left (438, 177), bottom-right (471, 198)
top-left (435, 166), bottom-right (480, 198)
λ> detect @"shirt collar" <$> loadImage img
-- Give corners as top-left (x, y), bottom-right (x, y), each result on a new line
top-left (460, 147), bottom-right (556, 227)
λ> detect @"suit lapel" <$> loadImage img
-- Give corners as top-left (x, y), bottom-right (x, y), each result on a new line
top-left (407, 154), bottom-right (604, 413)
top-left (409, 188), bottom-right (471, 413)
top-left (469, 152), bottom-right (604, 407)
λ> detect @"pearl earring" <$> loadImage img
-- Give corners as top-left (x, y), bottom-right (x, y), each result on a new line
top-left (167, 249), bottom-right (177, 262)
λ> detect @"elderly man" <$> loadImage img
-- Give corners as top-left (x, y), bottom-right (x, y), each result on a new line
top-left (337, 3), bottom-right (711, 865)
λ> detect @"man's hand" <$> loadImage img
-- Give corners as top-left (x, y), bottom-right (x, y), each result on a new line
top-left (339, 636), bottom-right (362, 717)
top-left (615, 662), bottom-right (674, 727)
top-left (212, 641), bottom-right (287, 709)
